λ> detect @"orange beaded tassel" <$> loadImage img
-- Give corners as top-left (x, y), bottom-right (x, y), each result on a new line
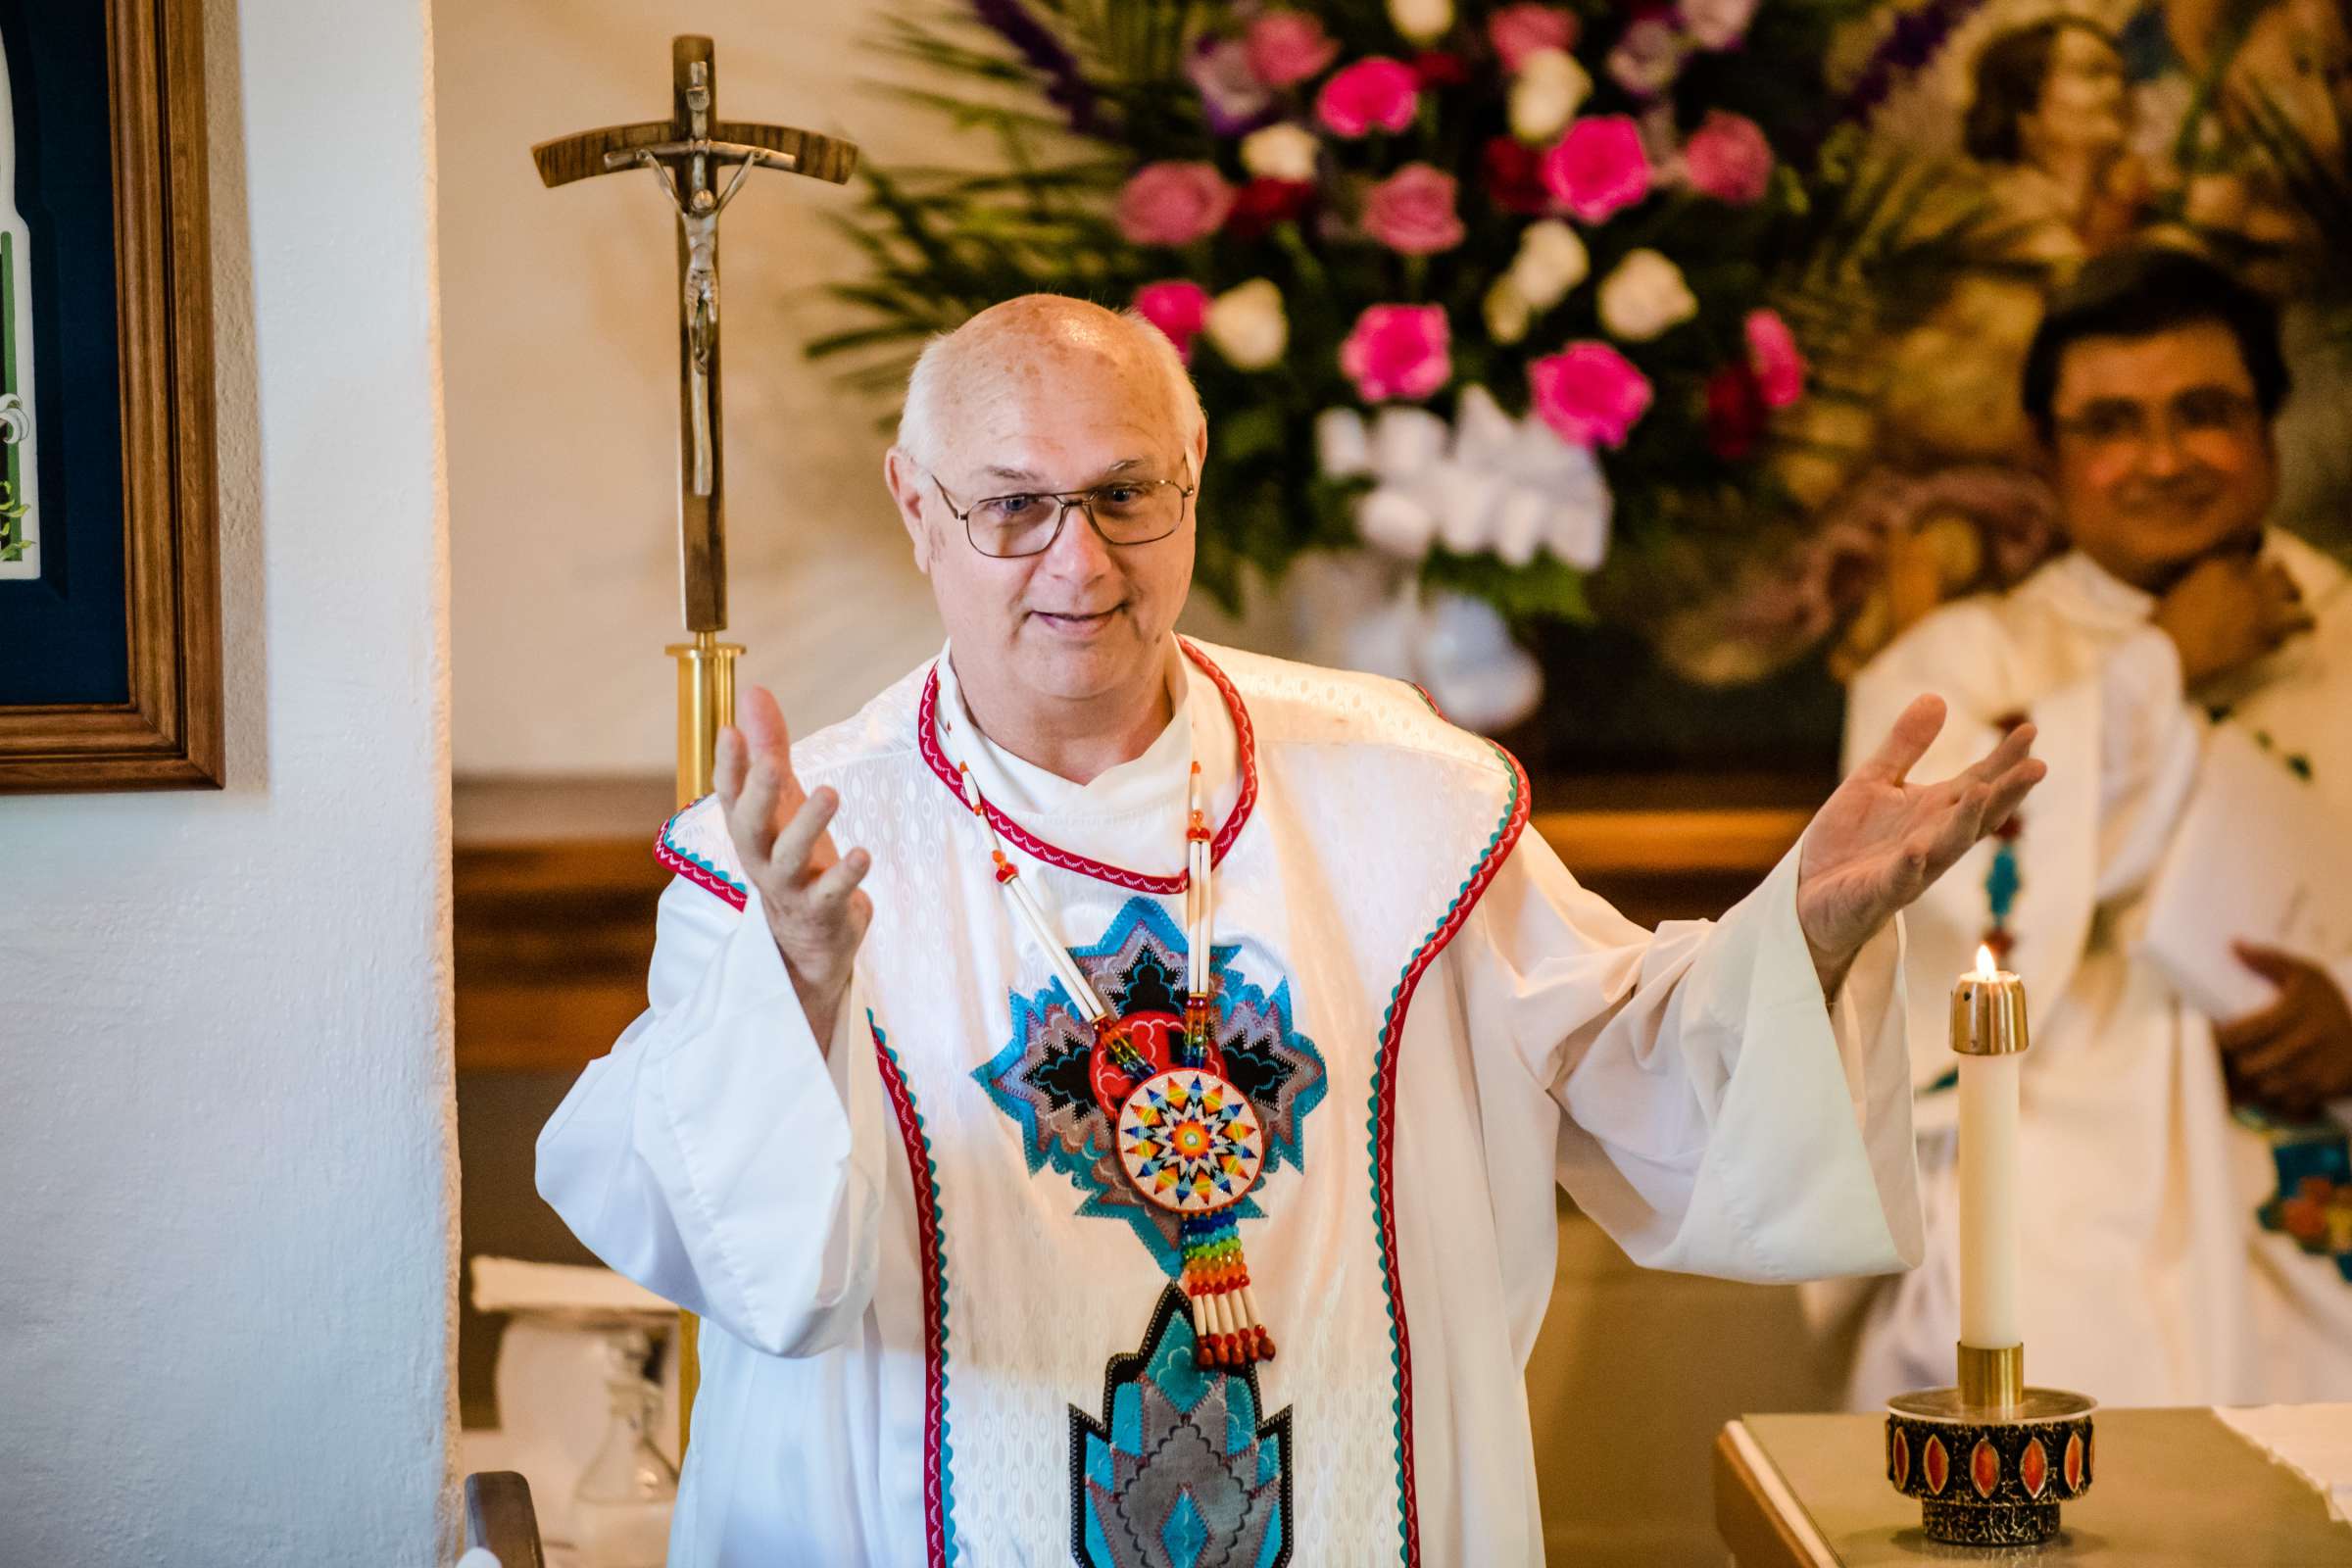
top-left (1180, 1211), bottom-right (1276, 1368)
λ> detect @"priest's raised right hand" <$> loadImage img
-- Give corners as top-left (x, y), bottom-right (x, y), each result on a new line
top-left (712, 684), bottom-right (873, 1047)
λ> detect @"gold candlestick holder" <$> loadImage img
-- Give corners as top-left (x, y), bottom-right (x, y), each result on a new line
top-left (1886, 1363), bottom-right (2096, 1546)
top-left (1884, 961), bottom-right (2097, 1547)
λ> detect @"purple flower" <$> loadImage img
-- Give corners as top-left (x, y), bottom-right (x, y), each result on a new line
top-left (1189, 35), bottom-right (1277, 136)
top-left (970, 0), bottom-right (1101, 134)
top-left (1606, 17), bottom-right (1688, 98)
top-left (1838, 0), bottom-right (1988, 122)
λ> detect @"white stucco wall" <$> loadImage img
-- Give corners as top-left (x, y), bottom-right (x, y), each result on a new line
top-left (0, 0), bottom-right (455, 1563)
top-left (437, 0), bottom-right (948, 775)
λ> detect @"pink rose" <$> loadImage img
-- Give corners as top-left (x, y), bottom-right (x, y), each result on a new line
top-left (1530, 341), bottom-right (1653, 447)
top-left (1340, 304), bottom-right (1451, 402)
top-left (1315, 58), bottom-right (1421, 138)
top-left (1684, 110), bottom-right (1773, 204)
top-left (1116, 162), bottom-right (1237, 247)
top-left (1744, 308), bottom-right (1806, 409)
top-left (1361, 163), bottom-right (1465, 255)
top-left (1133, 280), bottom-right (1212, 362)
top-left (1488, 5), bottom-right (1580, 72)
top-left (1247, 11), bottom-right (1341, 87)
top-left (1540, 116), bottom-right (1651, 222)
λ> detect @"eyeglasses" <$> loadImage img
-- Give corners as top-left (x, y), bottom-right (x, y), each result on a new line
top-left (927, 466), bottom-right (1195, 559)
top-left (2051, 386), bottom-right (2261, 452)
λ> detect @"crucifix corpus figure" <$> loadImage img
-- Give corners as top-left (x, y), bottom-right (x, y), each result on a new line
top-left (530, 34), bottom-right (857, 637)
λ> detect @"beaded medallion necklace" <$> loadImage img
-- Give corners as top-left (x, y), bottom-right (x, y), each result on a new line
top-left (938, 691), bottom-right (1277, 1369)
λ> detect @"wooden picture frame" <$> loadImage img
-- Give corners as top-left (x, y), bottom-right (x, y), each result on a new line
top-left (0, 0), bottom-right (219, 793)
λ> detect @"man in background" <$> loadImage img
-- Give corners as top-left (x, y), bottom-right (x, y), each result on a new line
top-left (1837, 246), bottom-right (2352, 1407)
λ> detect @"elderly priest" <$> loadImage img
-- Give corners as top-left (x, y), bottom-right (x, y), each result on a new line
top-left (538, 295), bottom-right (2042, 1568)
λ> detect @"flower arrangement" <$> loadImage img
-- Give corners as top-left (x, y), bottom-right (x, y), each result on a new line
top-left (814, 0), bottom-right (1990, 662)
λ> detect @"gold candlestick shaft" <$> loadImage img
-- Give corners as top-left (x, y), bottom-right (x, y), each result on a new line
top-left (667, 629), bottom-right (740, 1452)
top-left (668, 631), bottom-right (743, 808)
top-left (1957, 1342), bottom-right (2025, 1410)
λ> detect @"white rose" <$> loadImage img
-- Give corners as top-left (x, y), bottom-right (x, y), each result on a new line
top-left (1491, 486), bottom-right (1545, 566)
top-left (1544, 444), bottom-right (1614, 568)
top-left (1369, 406), bottom-right (1450, 478)
top-left (1204, 278), bottom-right (1289, 370)
top-left (1240, 123), bottom-right (1320, 184)
top-left (1483, 278), bottom-right (1534, 345)
top-left (1508, 220), bottom-right (1590, 310)
top-left (1424, 461), bottom-right (1506, 555)
top-left (1315, 407), bottom-right (1371, 477)
top-left (1507, 48), bottom-right (1591, 143)
top-left (1450, 384), bottom-right (1518, 463)
top-left (1356, 486), bottom-right (1439, 558)
top-left (1595, 248), bottom-right (1696, 341)
top-left (1388, 0), bottom-right (1454, 45)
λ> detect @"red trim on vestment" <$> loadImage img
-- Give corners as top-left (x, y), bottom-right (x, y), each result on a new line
top-left (916, 638), bottom-right (1258, 894)
top-left (653, 807), bottom-right (750, 911)
top-left (1371, 736), bottom-right (1532, 1565)
top-left (874, 1030), bottom-right (954, 1566)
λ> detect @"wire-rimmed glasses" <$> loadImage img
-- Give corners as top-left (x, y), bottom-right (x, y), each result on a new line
top-left (928, 466), bottom-right (1196, 559)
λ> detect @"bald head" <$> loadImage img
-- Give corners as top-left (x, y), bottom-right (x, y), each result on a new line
top-left (895, 295), bottom-right (1205, 471)
top-left (880, 293), bottom-right (1207, 769)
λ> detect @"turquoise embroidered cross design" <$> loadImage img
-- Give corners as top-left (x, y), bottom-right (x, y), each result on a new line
top-left (974, 896), bottom-right (1325, 1276)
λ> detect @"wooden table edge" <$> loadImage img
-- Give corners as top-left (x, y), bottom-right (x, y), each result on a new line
top-left (1716, 1420), bottom-right (1843, 1568)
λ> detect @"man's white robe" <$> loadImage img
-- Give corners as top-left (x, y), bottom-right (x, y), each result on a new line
top-left (538, 639), bottom-right (1922, 1567)
top-left (1835, 534), bottom-right (2352, 1410)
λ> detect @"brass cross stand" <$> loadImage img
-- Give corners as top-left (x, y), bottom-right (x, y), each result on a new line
top-left (531, 33), bottom-right (857, 1450)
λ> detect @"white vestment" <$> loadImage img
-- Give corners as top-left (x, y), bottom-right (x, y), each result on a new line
top-left (538, 639), bottom-right (1922, 1567)
top-left (1834, 533), bottom-right (2352, 1410)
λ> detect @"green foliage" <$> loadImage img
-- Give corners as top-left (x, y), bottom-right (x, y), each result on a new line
top-left (808, 0), bottom-right (2002, 626)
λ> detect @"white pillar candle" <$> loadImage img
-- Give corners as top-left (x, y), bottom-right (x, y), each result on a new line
top-left (1957, 1051), bottom-right (2022, 1349)
top-left (1951, 945), bottom-right (2029, 1355)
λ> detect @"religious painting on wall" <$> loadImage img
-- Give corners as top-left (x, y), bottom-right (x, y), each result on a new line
top-left (0, 0), bottom-right (220, 793)
top-left (1712, 0), bottom-right (2352, 684)
top-left (806, 0), bottom-right (2344, 781)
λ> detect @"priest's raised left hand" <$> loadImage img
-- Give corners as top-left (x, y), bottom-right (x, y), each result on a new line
top-left (1795, 694), bottom-right (2045, 998)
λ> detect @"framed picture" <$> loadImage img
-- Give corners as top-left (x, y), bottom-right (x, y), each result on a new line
top-left (0, 0), bottom-right (219, 793)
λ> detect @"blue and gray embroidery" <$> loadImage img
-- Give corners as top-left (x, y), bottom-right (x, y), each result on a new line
top-left (1070, 1284), bottom-right (1293, 1568)
top-left (974, 896), bottom-right (1325, 1275)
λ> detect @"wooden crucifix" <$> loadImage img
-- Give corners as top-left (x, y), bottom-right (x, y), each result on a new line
top-left (531, 35), bottom-right (858, 639)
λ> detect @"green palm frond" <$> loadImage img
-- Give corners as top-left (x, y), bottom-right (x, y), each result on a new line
top-left (2236, 86), bottom-right (2352, 287)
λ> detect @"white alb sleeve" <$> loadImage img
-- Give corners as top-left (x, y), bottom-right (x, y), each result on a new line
top-left (536, 876), bottom-right (888, 1357)
top-left (1463, 833), bottom-right (1921, 1284)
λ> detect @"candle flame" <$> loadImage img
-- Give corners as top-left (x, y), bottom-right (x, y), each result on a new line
top-left (1975, 944), bottom-right (1999, 979)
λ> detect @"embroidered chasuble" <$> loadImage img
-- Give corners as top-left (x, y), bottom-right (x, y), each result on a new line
top-left (539, 638), bottom-right (1923, 1568)
top-left (1828, 534), bottom-right (2352, 1410)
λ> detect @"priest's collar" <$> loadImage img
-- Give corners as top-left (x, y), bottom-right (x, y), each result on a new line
top-left (2041, 549), bottom-right (2156, 626)
top-left (2046, 529), bottom-right (2332, 630)
top-left (921, 638), bottom-right (1254, 889)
